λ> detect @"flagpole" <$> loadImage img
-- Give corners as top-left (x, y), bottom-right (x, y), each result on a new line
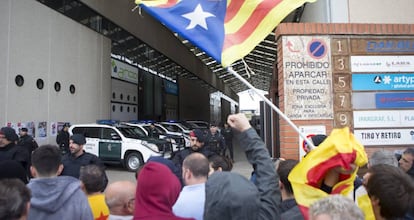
top-left (227, 67), bottom-right (316, 150)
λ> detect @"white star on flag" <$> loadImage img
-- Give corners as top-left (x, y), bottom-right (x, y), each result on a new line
top-left (182, 4), bottom-right (215, 30)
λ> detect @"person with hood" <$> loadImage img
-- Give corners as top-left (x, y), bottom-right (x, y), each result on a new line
top-left (204, 113), bottom-right (280, 220)
top-left (133, 162), bottom-right (194, 220)
top-left (27, 145), bottom-right (93, 220)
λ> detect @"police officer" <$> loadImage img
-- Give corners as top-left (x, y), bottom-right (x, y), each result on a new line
top-left (205, 123), bottom-right (226, 156)
top-left (56, 123), bottom-right (70, 155)
top-left (0, 127), bottom-right (30, 179)
top-left (18, 127), bottom-right (38, 155)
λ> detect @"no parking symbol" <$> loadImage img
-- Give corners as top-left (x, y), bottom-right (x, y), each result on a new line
top-left (308, 39), bottom-right (327, 59)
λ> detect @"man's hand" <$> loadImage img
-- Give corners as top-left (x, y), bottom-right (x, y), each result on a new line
top-left (227, 113), bottom-right (251, 133)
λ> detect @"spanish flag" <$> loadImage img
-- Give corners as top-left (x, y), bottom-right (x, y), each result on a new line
top-left (135, 0), bottom-right (317, 67)
top-left (289, 127), bottom-right (369, 220)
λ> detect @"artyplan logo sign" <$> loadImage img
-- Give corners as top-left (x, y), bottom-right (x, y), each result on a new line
top-left (111, 59), bottom-right (138, 84)
top-left (352, 74), bottom-right (414, 91)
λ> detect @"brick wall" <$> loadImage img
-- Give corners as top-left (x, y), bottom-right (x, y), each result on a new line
top-left (273, 23), bottom-right (414, 160)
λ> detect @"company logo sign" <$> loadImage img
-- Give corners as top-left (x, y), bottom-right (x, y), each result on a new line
top-left (352, 73), bottom-right (414, 90)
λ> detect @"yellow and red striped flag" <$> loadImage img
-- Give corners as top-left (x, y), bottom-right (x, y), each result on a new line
top-left (135, 0), bottom-right (317, 67)
top-left (289, 127), bottom-right (368, 220)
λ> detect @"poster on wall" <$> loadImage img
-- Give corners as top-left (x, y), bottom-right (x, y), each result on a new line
top-left (19, 122), bottom-right (36, 137)
top-left (50, 122), bottom-right (57, 136)
top-left (5, 122), bottom-right (37, 137)
top-left (298, 125), bottom-right (326, 159)
top-left (57, 122), bottom-right (70, 133)
top-left (37, 122), bottom-right (47, 138)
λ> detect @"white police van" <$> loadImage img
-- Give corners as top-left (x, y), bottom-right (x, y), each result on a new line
top-left (69, 123), bottom-right (172, 172)
top-left (124, 122), bottom-right (186, 152)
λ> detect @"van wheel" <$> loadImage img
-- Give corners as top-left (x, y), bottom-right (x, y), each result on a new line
top-left (125, 152), bottom-right (143, 172)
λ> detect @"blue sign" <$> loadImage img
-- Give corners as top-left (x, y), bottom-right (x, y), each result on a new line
top-left (352, 73), bottom-right (414, 91)
top-left (376, 93), bottom-right (414, 108)
top-left (307, 39), bottom-right (327, 59)
top-left (164, 80), bottom-right (178, 95)
top-left (366, 40), bottom-right (414, 53)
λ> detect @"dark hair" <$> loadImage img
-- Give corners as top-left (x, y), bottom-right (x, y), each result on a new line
top-left (366, 164), bottom-right (414, 219)
top-left (183, 153), bottom-right (209, 178)
top-left (277, 159), bottom-right (298, 195)
top-left (31, 145), bottom-right (61, 176)
top-left (403, 148), bottom-right (414, 157)
top-left (79, 164), bottom-right (106, 194)
top-left (0, 179), bottom-right (31, 220)
top-left (209, 155), bottom-right (233, 171)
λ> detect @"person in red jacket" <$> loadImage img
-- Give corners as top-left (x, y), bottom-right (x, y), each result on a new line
top-left (133, 162), bottom-right (194, 220)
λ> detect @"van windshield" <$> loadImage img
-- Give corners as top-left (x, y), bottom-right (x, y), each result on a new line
top-left (117, 126), bottom-right (147, 139)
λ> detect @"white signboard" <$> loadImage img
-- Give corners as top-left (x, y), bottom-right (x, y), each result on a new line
top-left (298, 125), bottom-right (326, 159)
top-left (283, 36), bottom-right (333, 120)
top-left (351, 56), bottom-right (414, 72)
top-left (354, 110), bottom-right (414, 128)
top-left (354, 129), bottom-right (414, 146)
top-left (111, 59), bottom-right (139, 84)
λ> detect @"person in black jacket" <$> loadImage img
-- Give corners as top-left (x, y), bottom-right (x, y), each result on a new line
top-left (221, 123), bottom-right (234, 161)
top-left (18, 127), bottom-right (38, 155)
top-left (171, 129), bottom-right (216, 173)
top-left (277, 159), bottom-right (304, 220)
top-left (0, 127), bottom-right (30, 178)
top-left (204, 113), bottom-right (280, 220)
top-left (61, 134), bottom-right (108, 190)
top-left (56, 123), bottom-right (70, 155)
top-left (205, 123), bottom-right (226, 156)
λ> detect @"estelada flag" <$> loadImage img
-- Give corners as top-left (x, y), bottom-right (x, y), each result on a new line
top-left (289, 127), bottom-right (369, 220)
top-left (135, 0), bottom-right (317, 67)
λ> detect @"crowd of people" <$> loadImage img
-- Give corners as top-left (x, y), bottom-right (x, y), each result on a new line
top-left (0, 113), bottom-right (414, 220)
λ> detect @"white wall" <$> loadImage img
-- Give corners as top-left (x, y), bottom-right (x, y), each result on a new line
top-left (111, 79), bottom-right (138, 121)
top-left (301, 0), bottom-right (414, 24)
top-left (0, 0), bottom-right (111, 145)
top-left (348, 0), bottom-right (414, 24)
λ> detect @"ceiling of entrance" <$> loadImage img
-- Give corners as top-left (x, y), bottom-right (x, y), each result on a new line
top-left (37, 0), bottom-right (307, 94)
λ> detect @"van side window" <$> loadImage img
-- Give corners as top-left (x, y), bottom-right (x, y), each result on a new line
top-left (102, 128), bottom-right (118, 140)
top-left (72, 127), bottom-right (86, 135)
top-left (83, 127), bottom-right (100, 138)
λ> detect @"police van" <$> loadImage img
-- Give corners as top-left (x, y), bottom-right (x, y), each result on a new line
top-left (69, 123), bottom-right (172, 172)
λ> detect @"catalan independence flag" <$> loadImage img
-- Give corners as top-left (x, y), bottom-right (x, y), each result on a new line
top-left (289, 127), bottom-right (369, 220)
top-left (135, 0), bottom-right (317, 67)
